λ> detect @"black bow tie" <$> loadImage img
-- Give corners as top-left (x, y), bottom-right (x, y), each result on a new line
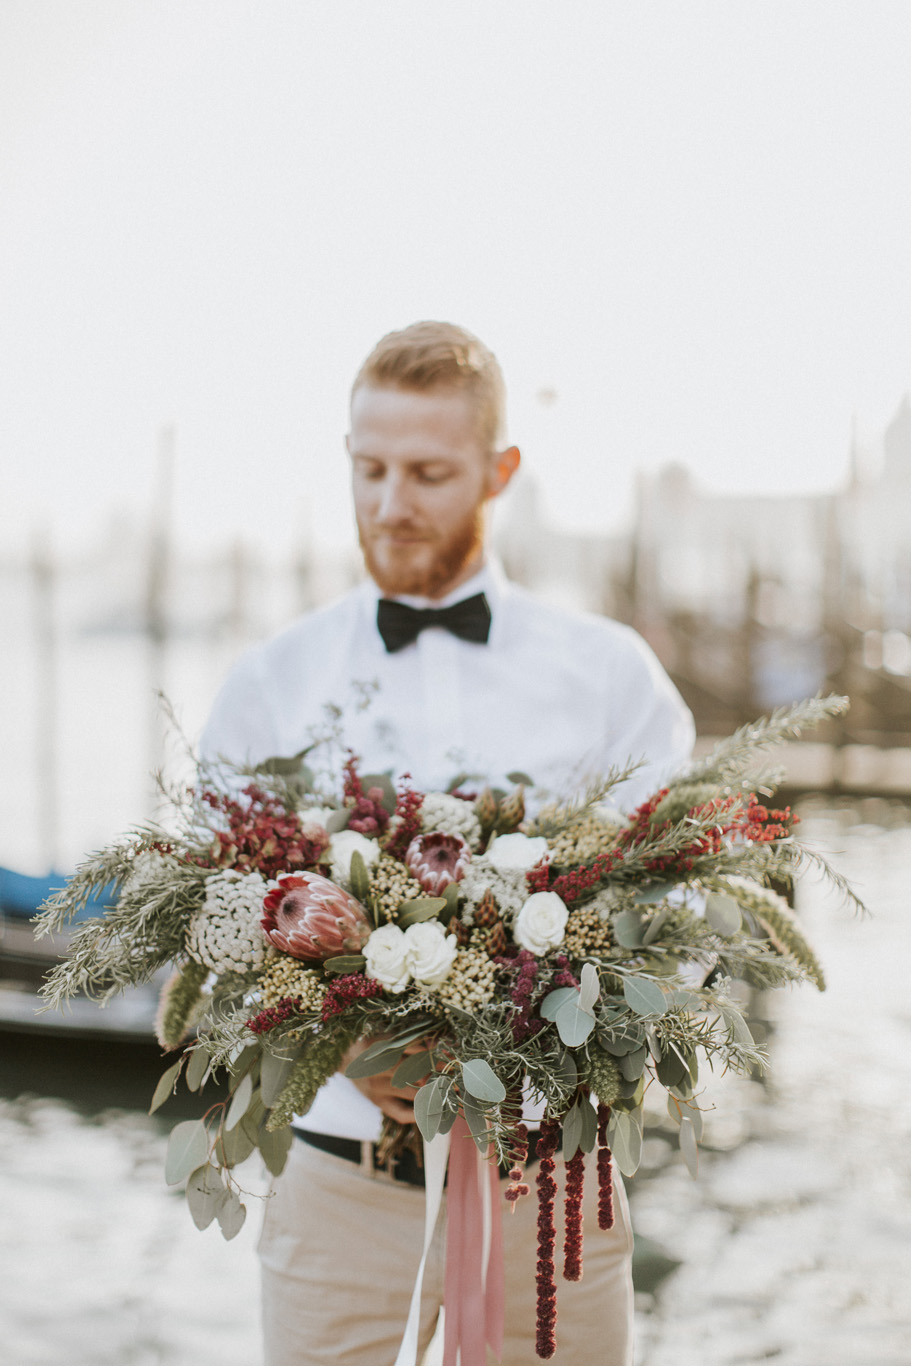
top-left (376, 592), bottom-right (492, 653)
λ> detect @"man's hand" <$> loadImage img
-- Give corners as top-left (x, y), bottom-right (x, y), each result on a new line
top-left (340, 1037), bottom-right (432, 1125)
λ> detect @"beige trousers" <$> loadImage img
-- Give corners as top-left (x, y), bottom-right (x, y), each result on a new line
top-left (258, 1138), bottom-right (634, 1365)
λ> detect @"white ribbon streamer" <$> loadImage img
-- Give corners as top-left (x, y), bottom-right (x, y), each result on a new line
top-left (394, 1131), bottom-right (451, 1366)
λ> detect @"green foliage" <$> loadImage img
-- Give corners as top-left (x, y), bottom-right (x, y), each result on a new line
top-left (266, 1024), bottom-right (361, 1131)
top-left (156, 959), bottom-right (209, 1050)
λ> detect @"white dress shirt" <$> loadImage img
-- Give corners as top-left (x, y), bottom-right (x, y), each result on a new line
top-left (200, 560), bottom-right (694, 1140)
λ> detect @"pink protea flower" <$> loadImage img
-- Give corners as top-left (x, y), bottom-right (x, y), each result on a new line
top-left (404, 831), bottom-right (471, 896)
top-left (261, 872), bottom-right (371, 961)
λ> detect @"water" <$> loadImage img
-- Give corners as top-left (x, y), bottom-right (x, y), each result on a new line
top-left (2, 803), bottom-right (909, 1365)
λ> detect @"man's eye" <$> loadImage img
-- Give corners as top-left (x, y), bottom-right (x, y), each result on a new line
top-left (417, 469), bottom-right (450, 484)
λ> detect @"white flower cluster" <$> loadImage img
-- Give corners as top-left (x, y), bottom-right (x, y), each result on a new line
top-left (187, 869), bottom-right (273, 974)
top-left (327, 829), bottom-right (380, 886)
top-left (363, 920), bottom-right (458, 995)
top-left (419, 791), bottom-right (482, 849)
top-left (459, 832), bottom-right (550, 919)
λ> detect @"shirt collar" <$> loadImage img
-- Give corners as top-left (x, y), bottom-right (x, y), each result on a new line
top-left (361, 558), bottom-right (507, 645)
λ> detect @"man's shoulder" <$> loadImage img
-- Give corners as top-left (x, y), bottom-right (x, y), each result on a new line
top-left (501, 580), bottom-right (652, 660)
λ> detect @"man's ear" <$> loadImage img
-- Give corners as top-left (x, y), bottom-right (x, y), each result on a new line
top-left (487, 445), bottom-right (521, 498)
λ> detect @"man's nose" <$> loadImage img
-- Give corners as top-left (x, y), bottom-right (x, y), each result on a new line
top-left (377, 475), bottom-right (412, 523)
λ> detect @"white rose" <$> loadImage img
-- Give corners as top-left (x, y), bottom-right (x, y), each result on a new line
top-left (328, 829), bottom-right (380, 882)
top-left (514, 891), bottom-right (569, 956)
top-left (363, 923), bottom-right (412, 994)
top-left (485, 832), bottom-right (549, 872)
top-left (404, 920), bottom-right (458, 987)
top-left (298, 805), bottom-right (334, 828)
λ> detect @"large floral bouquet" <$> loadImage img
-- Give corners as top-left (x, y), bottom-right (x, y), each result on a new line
top-left (37, 695), bottom-right (858, 1361)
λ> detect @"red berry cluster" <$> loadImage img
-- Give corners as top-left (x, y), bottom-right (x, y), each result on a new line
top-left (383, 776), bottom-right (425, 860)
top-left (534, 1120), bottom-right (561, 1358)
top-left (562, 1150), bottom-right (585, 1281)
top-left (596, 1103), bottom-right (615, 1230)
top-left (498, 949), bottom-right (545, 1041)
top-left (504, 1123), bottom-right (531, 1208)
top-left (245, 995), bottom-right (302, 1035)
top-left (545, 850), bottom-right (623, 906)
top-left (195, 784), bottom-right (328, 879)
top-left (342, 754), bottom-right (391, 837)
top-left (737, 793), bottom-right (797, 843)
top-left (320, 972), bottom-right (383, 1021)
top-left (550, 955), bottom-right (578, 990)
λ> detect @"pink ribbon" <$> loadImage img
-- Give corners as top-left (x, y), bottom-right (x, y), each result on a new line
top-left (443, 1117), bottom-right (505, 1366)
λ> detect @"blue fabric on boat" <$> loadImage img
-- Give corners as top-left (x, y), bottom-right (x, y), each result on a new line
top-left (0, 866), bottom-right (116, 921)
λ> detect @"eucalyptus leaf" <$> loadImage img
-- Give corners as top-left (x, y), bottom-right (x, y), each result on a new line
top-left (608, 1108), bottom-right (643, 1177)
top-left (553, 1048), bottom-right (578, 1088)
top-left (679, 1116), bottom-right (699, 1178)
top-left (215, 1188), bottom-right (247, 1241)
top-left (349, 850), bottom-right (371, 903)
top-left (563, 1096), bottom-right (598, 1157)
top-left (598, 1023), bottom-right (645, 1057)
top-left (682, 1105), bottom-right (704, 1142)
top-left (664, 988), bottom-right (703, 1010)
top-left (260, 1048), bottom-right (300, 1109)
top-left (705, 892), bottom-right (742, 938)
top-left (165, 1119), bottom-right (209, 1186)
top-left (632, 882), bottom-right (676, 905)
top-left (220, 1118), bottom-right (256, 1167)
top-left (225, 1072), bottom-right (254, 1131)
top-left (397, 897), bottom-right (447, 928)
top-left (323, 954), bottom-right (367, 976)
top-left (149, 1058), bottom-right (183, 1115)
top-left (578, 1095), bottom-right (598, 1153)
top-left (642, 907), bottom-right (672, 946)
top-left (555, 999), bottom-right (597, 1047)
top-left (461, 1095), bottom-right (490, 1153)
top-left (623, 977), bottom-right (667, 1018)
top-left (656, 1046), bottom-right (690, 1090)
top-left (438, 1102), bottom-right (459, 1135)
top-left (413, 1078), bottom-right (446, 1142)
top-left (612, 911), bottom-right (645, 949)
top-left (392, 1050), bottom-right (435, 1088)
top-left (615, 1076), bottom-right (646, 1108)
top-left (185, 1047), bottom-right (210, 1094)
top-left (506, 770), bottom-right (534, 786)
top-left (461, 1058), bottom-right (506, 1103)
top-left (579, 962), bottom-right (600, 1012)
top-left (539, 987), bottom-right (578, 1022)
top-left (229, 1043), bottom-right (259, 1081)
top-left (440, 881), bottom-right (460, 925)
top-left (345, 1038), bottom-right (408, 1079)
top-left (619, 1045), bottom-right (648, 1082)
top-left (326, 809), bottom-right (350, 834)
top-left (186, 1163), bottom-right (223, 1230)
top-left (258, 1122), bottom-right (293, 1177)
top-left (719, 1004), bottom-right (754, 1046)
top-left (563, 1100), bottom-right (583, 1159)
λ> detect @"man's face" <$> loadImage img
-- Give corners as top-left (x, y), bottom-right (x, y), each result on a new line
top-left (348, 384), bottom-right (515, 600)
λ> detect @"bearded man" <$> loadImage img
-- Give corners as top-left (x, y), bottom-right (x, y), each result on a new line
top-left (201, 321), bottom-right (694, 1366)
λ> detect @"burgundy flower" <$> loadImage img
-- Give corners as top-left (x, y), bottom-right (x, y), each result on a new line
top-left (404, 831), bottom-right (471, 896)
top-left (261, 872), bottom-right (371, 961)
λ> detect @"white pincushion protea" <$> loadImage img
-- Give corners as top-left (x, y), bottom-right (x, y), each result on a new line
top-left (420, 791), bottom-right (482, 849)
top-left (187, 869), bottom-right (273, 974)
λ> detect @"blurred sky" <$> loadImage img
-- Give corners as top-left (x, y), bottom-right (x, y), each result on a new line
top-left (3, 1), bottom-right (911, 559)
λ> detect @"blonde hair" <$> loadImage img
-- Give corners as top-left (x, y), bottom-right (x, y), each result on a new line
top-left (351, 320), bottom-right (507, 450)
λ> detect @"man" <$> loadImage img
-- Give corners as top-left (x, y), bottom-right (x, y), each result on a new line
top-left (201, 321), bottom-right (694, 1365)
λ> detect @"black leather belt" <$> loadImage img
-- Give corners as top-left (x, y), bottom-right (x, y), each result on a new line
top-left (294, 1127), bottom-right (548, 1189)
